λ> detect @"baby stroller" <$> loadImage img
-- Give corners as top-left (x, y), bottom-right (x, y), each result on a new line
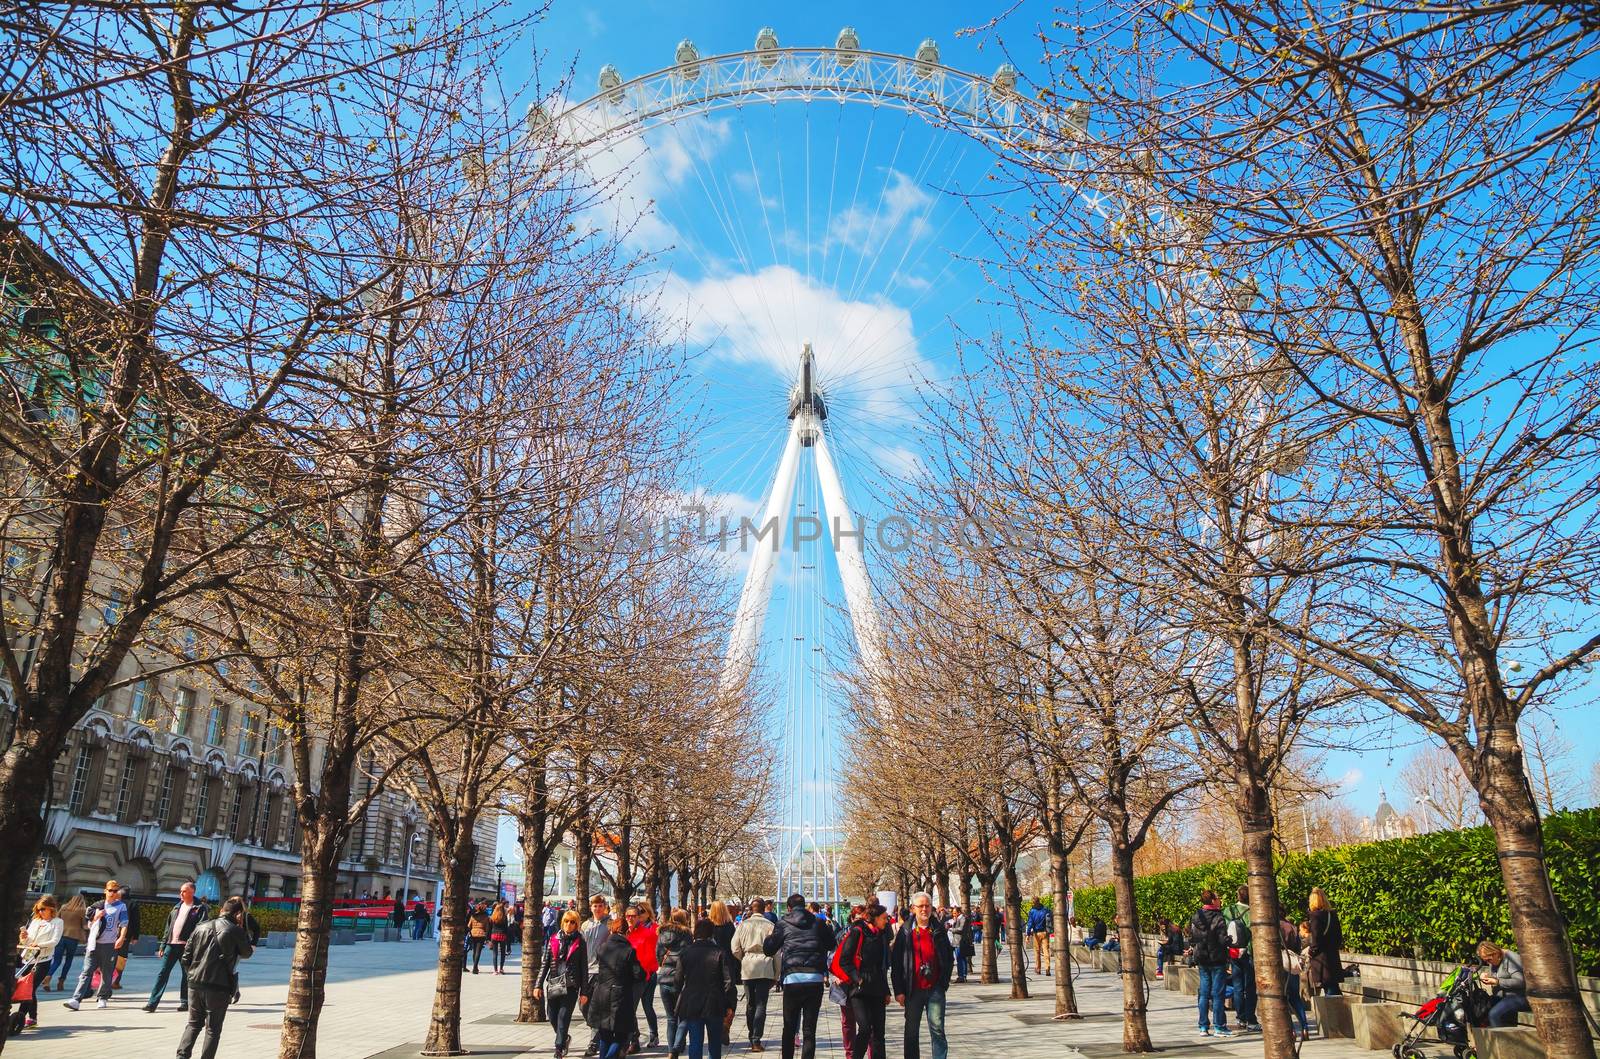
top-left (1393, 962), bottom-right (1491, 1059)
top-left (8, 945), bottom-right (47, 1034)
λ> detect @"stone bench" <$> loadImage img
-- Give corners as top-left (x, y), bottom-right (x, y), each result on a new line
top-left (1469, 1025), bottom-right (1547, 1059)
top-left (1166, 965), bottom-right (1199, 994)
top-left (329, 928), bottom-right (356, 946)
top-left (1350, 999), bottom-right (1407, 1050)
top-left (260, 931), bottom-right (296, 949)
top-left (1311, 994), bottom-right (1361, 1039)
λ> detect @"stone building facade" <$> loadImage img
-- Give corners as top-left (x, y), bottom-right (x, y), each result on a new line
top-left (11, 651), bottom-right (500, 903)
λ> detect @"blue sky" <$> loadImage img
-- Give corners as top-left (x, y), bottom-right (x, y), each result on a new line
top-left (491, 1), bottom-right (1599, 865)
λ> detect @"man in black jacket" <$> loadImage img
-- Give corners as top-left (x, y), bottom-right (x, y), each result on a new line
top-left (176, 896), bottom-right (254, 1059)
top-left (762, 894), bottom-right (837, 1059)
top-left (145, 881), bottom-right (208, 1012)
top-left (891, 892), bottom-right (954, 1059)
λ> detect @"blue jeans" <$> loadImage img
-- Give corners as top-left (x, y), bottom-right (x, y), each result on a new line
top-left (1488, 994), bottom-right (1530, 1027)
top-left (954, 950), bottom-right (969, 979)
top-left (1156, 948), bottom-right (1168, 974)
top-left (660, 985), bottom-right (686, 1053)
top-left (48, 936), bottom-right (80, 984)
top-left (1231, 956), bottom-right (1256, 1025)
top-left (683, 1017), bottom-right (723, 1059)
top-left (411, 917), bottom-right (426, 940)
top-left (147, 945), bottom-right (190, 1006)
top-left (1196, 964), bottom-right (1228, 1031)
top-left (903, 988), bottom-right (947, 1059)
top-left (1284, 974), bottom-right (1308, 1031)
top-left (597, 1033), bottom-right (627, 1059)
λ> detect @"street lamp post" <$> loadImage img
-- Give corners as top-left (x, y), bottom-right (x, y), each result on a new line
top-left (495, 857), bottom-right (506, 902)
top-left (399, 832), bottom-right (422, 938)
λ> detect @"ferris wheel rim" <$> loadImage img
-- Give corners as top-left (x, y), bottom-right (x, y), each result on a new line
top-left (532, 45), bottom-right (1051, 151)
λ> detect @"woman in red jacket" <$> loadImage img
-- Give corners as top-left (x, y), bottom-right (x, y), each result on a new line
top-left (626, 902), bottom-right (661, 1050)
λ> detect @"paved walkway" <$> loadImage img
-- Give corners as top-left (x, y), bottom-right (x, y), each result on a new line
top-left (11, 941), bottom-right (1385, 1058)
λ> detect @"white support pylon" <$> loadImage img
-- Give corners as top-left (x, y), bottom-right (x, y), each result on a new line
top-left (720, 343), bottom-right (886, 696)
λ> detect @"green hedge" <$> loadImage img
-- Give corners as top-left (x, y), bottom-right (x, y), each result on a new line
top-left (1070, 808), bottom-right (1600, 976)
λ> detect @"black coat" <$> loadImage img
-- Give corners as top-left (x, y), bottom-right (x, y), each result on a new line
top-left (763, 908), bottom-right (836, 981)
top-left (890, 920), bottom-right (954, 996)
top-left (584, 931), bottom-right (644, 1035)
top-left (833, 922), bottom-right (891, 999)
top-left (1187, 907), bottom-right (1228, 967)
top-left (655, 927), bottom-right (690, 990)
top-left (539, 929), bottom-right (588, 996)
top-left (182, 916), bottom-right (254, 991)
top-left (674, 939), bottom-right (738, 1021)
top-left (1307, 909), bottom-right (1344, 988)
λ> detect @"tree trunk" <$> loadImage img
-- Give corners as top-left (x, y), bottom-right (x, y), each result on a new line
top-left (422, 840), bottom-right (474, 1055)
top-left (1002, 859), bottom-right (1029, 999)
top-left (1048, 839), bottom-right (1080, 1019)
top-left (1476, 745), bottom-right (1597, 1059)
top-left (0, 737), bottom-right (56, 1050)
top-left (574, 821), bottom-right (593, 911)
top-left (278, 829), bottom-right (340, 1059)
top-left (958, 866), bottom-right (973, 913)
top-left (1109, 841), bottom-right (1152, 1052)
top-left (1238, 779), bottom-right (1293, 1059)
top-left (933, 851), bottom-right (950, 909)
top-left (979, 876), bottom-right (1000, 984)
top-left (516, 837), bottom-right (551, 1023)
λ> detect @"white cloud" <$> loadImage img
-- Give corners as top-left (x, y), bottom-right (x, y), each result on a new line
top-left (664, 264), bottom-right (926, 392)
top-left (827, 169), bottom-right (935, 255)
top-left (565, 115), bottom-right (732, 250)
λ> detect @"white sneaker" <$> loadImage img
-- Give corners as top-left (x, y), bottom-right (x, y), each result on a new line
top-left (63, 998), bottom-right (80, 1010)
top-left (96, 999), bottom-right (108, 1009)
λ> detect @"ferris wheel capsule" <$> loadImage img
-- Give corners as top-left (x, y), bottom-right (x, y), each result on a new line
top-left (915, 38), bottom-right (941, 74)
top-left (675, 39), bottom-right (701, 81)
top-left (992, 62), bottom-right (1018, 97)
top-left (598, 64), bottom-right (624, 104)
top-left (835, 27), bottom-right (860, 66)
top-left (755, 27), bottom-right (780, 67)
top-left (525, 102), bottom-right (553, 138)
top-left (1063, 100), bottom-right (1091, 138)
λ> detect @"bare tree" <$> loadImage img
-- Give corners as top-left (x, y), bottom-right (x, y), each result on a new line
top-left (1400, 747), bottom-right (1485, 832)
top-left (1028, 3), bottom-right (1600, 1051)
top-left (0, 4), bottom-right (510, 1042)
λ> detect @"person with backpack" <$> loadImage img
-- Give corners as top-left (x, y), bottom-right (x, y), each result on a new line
top-left (1023, 897), bottom-right (1051, 976)
top-left (762, 894), bottom-right (837, 1059)
top-left (890, 892), bottom-right (953, 1059)
top-left (537, 910), bottom-right (588, 1059)
top-left (731, 897), bottom-right (777, 1051)
top-left (1186, 889), bottom-right (1234, 1038)
top-left (657, 909), bottom-right (694, 1059)
top-left (831, 902), bottom-right (892, 1059)
top-left (1222, 885), bottom-right (1259, 1032)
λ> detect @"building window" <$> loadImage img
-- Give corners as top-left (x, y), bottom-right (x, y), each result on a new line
top-left (267, 724), bottom-right (286, 765)
top-left (172, 685), bottom-right (196, 735)
top-left (238, 711), bottom-right (262, 758)
top-left (129, 680), bottom-right (154, 723)
top-left (114, 755), bottom-right (138, 821)
top-left (156, 765), bottom-right (178, 827)
top-left (226, 781), bottom-right (245, 839)
top-left (28, 849), bottom-right (58, 894)
top-left (204, 700), bottom-right (228, 746)
top-left (67, 744), bottom-right (93, 814)
top-left (103, 588), bottom-right (125, 627)
top-left (193, 774), bottom-right (212, 832)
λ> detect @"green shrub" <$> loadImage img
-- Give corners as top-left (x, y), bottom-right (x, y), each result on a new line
top-left (1070, 807), bottom-right (1600, 975)
top-left (251, 907), bottom-right (299, 933)
top-left (138, 901), bottom-right (170, 938)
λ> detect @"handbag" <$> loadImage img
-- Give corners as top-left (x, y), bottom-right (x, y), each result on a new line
top-left (828, 981), bottom-right (849, 1007)
top-left (545, 975), bottom-right (569, 1001)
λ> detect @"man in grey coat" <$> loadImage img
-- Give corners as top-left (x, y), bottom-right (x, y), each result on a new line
top-left (580, 894), bottom-right (611, 1058)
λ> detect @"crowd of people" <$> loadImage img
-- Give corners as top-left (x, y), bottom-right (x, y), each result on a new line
top-left (527, 892), bottom-right (990, 1059)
